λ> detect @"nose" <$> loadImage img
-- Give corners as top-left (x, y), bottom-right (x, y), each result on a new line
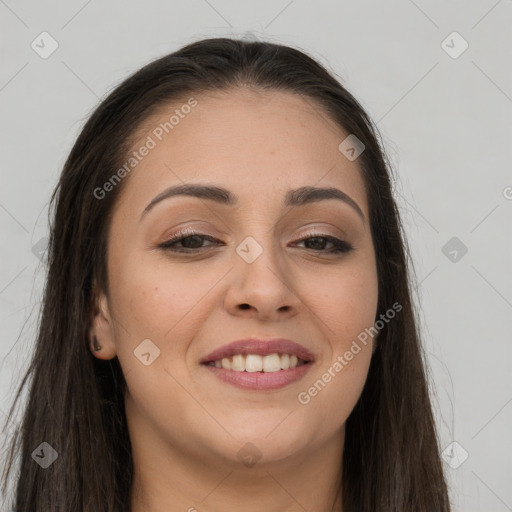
top-left (223, 236), bottom-right (300, 322)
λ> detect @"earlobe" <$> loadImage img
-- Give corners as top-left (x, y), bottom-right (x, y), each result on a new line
top-left (89, 285), bottom-right (116, 359)
top-left (92, 335), bottom-right (102, 352)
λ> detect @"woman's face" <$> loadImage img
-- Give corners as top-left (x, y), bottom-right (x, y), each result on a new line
top-left (92, 88), bottom-right (378, 468)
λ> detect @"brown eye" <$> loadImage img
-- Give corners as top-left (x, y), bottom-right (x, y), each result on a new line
top-left (159, 232), bottom-right (220, 252)
top-left (293, 235), bottom-right (354, 254)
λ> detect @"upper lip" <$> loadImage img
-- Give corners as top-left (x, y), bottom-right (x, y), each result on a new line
top-left (200, 338), bottom-right (316, 364)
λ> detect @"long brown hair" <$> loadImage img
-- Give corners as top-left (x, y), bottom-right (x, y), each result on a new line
top-left (0, 37), bottom-right (451, 511)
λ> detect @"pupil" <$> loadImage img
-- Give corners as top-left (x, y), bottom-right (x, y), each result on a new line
top-left (183, 235), bottom-right (202, 248)
top-left (307, 237), bottom-right (325, 250)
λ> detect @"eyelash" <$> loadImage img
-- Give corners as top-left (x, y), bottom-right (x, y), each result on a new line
top-left (158, 230), bottom-right (354, 255)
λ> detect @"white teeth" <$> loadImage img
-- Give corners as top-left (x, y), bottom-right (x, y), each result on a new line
top-left (231, 354), bottom-right (245, 372)
top-left (210, 353), bottom-right (306, 372)
top-left (262, 354), bottom-right (281, 373)
top-left (245, 354), bottom-right (263, 372)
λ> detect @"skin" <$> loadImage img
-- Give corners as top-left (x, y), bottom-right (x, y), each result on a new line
top-left (91, 87), bottom-right (379, 512)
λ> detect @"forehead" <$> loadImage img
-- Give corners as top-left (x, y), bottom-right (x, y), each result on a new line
top-left (116, 87), bottom-right (368, 218)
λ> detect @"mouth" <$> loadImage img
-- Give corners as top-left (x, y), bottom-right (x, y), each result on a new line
top-left (200, 338), bottom-right (315, 390)
top-left (204, 353), bottom-right (309, 372)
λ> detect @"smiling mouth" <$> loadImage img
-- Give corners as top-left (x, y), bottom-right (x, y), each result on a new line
top-left (202, 353), bottom-right (313, 391)
top-left (203, 353), bottom-right (309, 372)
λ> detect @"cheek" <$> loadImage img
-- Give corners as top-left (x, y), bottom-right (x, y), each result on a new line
top-left (107, 252), bottom-right (224, 386)
top-left (307, 259), bottom-right (379, 349)
top-left (108, 256), bottom-right (214, 415)
top-left (297, 273), bottom-right (377, 431)
top-left (296, 256), bottom-right (378, 417)
top-left (110, 253), bottom-right (212, 338)
top-left (299, 252), bottom-right (378, 416)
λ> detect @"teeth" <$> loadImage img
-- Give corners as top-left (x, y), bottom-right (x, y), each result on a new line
top-left (262, 354), bottom-right (281, 372)
top-left (232, 354), bottom-right (245, 372)
top-left (210, 353), bottom-right (306, 372)
top-left (245, 354), bottom-right (262, 372)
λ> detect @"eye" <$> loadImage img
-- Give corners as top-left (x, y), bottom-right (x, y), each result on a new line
top-left (292, 233), bottom-right (354, 254)
top-left (158, 230), bottom-right (221, 253)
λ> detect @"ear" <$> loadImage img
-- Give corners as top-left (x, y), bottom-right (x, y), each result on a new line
top-left (89, 283), bottom-right (117, 360)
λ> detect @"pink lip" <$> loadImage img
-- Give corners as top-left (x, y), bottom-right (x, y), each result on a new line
top-left (204, 363), bottom-right (312, 390)
top-left (200, 338), bottom-right (316, 391)
top-left (199, 338), bottom-right (316, 364)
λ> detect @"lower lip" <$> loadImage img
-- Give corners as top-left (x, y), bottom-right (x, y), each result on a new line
top-left (202, 363), bottom-right (313, 390)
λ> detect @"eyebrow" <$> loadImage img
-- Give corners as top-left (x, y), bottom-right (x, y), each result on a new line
top-left (140, 183), bottom-right (365, 222)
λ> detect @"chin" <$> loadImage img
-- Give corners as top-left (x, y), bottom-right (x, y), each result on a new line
top-left (223, 424), bottom-right (309, 464)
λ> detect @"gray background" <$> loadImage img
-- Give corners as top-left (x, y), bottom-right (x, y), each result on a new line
top-left (1, 1), bottom-right (511, 511)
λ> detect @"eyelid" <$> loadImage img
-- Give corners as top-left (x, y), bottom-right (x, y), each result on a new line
top-left (294, 224), bottom-right (348, 240)
top-left (159, 227), bottom-right (215, 245)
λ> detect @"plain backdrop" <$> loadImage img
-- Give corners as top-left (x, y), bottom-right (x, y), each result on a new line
top-left (1, 1), bottom-right (511, 511)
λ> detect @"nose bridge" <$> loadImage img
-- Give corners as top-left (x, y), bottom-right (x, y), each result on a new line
top-left (235, 231), bottom-right (286, 287)
top-left (231, 203), bottom-right (279, 264)
top-left (226, 229), bottom-right (298, 317)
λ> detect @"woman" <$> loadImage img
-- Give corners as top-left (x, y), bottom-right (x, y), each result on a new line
top-left (0, 37), bottom-right (451, 511)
